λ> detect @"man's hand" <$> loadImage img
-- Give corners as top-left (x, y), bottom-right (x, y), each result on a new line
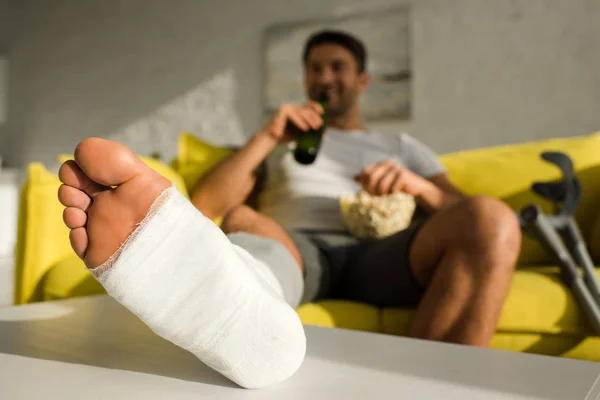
top-left (261, 102), bottom-right (324, 143)
top-left (355, 160), bottom-right (468, 213)
top-left (354, 160), bottom-right (431, 197)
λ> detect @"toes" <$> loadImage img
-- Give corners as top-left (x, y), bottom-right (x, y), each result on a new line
top-left (58, 184), bottom-right (93, 211)
top-left (74, 137), bottom-right (149, 187)
top-left (59, 160), bottom-right (109, 198)
top-left (63, 207), bottom-right (88, 229)
top-left (69, 227), bottom-right (88, 260)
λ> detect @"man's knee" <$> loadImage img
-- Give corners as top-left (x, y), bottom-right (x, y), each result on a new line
top-left (453, 195), bottom-right (522, 264)
top-left (221, 205), bottom-right (258, 234)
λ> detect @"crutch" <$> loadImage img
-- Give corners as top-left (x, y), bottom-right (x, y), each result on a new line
top-left (518, 151), bottom-right (600, 335)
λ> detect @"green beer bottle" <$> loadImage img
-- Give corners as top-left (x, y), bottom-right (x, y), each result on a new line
top-left (294, 92), bottom-right (329, 165)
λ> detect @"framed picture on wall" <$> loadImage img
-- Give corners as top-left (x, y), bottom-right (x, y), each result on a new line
top-left (262, 6), bottom-right (411, 122)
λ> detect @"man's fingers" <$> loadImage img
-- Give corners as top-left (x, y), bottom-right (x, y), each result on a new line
top-left (377, 170), bottom-right (398, 195)
top-left (305, 101), bottom-right (324, 115)
top-left (299, 108), bottom-right (323, 130)
top-left (356, 161), bottom-right (407, 195)
top-left (267, 103), bottom-right (323, 140)
top-left (355, 163), bottom-right (378, 189)
top-left (285, 109), bottom-right (310, 132)
top-left (365, 163), bottom-right (395, 194)
top-left (270, 111), bottom-right (288, 137)
top-left (390, 172), bottom-right (406, 194)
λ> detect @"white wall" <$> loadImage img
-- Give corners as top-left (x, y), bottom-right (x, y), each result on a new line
top-left (2, 0), bottom-right (600, 167)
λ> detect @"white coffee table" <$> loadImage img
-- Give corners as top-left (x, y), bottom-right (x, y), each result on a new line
top-left (0, 295), bottom-right (599, 399)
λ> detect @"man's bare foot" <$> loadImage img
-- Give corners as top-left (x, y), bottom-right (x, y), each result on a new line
top-left (58, 137), bottom-right (171, 268)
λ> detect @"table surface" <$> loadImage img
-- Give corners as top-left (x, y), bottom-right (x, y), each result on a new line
top-left (1, 295), bottom-right (599, 400)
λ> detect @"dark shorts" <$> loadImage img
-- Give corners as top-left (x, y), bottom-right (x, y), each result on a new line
top-left (289, 223), bottom-right (426, 308)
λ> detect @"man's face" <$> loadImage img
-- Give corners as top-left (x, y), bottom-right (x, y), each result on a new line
top-left (304, 44), bottom-right (369, 117)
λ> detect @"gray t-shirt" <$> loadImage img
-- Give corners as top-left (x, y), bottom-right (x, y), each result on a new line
top-left (257, 128), bottom-right (446, 231)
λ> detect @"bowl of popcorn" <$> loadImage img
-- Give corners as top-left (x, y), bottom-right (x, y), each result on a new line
top-left (339, 190), bottom-right (417, 240)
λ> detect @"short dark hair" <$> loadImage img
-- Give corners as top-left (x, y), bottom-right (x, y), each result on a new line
top-left (302, 30), bottom-right (367, 72)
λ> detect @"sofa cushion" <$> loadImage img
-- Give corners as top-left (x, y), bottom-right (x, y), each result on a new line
top-left (14, 163), bottom-right (75, 304)
top-left (43, 255), bottom-right (105, 301)
top-left (171, 132), bottom-right (233, 195)
top-left (439, 131), bottom-right (600, 199)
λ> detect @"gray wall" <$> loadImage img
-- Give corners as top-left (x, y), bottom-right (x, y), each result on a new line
top-left (2, 0), bottom-right (600, 167)
top-left (0, 0), bottom-right (13, 161)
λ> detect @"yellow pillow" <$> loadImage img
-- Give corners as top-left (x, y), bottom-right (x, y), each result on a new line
top-left (440, 131), bottom-right (600, 199)
top-left (43, 255), bottom-right (105, 301)
top-left (172, 132), bottom-right (233, 194)
top-left (57, 154), bottom-right (189, 199)
top-left (14, 163), bottom-right (75, 304)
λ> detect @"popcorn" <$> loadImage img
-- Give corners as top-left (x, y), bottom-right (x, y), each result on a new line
top-left (339, 190), bottom-right (417, 239)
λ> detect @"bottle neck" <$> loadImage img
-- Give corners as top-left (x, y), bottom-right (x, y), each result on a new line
top-left (319, 101), bottom-right (328, 123)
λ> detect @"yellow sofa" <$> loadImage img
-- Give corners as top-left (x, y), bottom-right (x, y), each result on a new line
top-left (13, 132), bottom-right (600, 362)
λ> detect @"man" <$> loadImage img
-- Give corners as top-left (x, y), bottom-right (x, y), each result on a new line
top-left (192, 30), bottom-right (521, 347)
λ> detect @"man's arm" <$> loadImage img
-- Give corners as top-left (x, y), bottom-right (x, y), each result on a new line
top-left (191, 132), bottom-right (277, 221)
top-left (417, 173), bottom-right (469, 214)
